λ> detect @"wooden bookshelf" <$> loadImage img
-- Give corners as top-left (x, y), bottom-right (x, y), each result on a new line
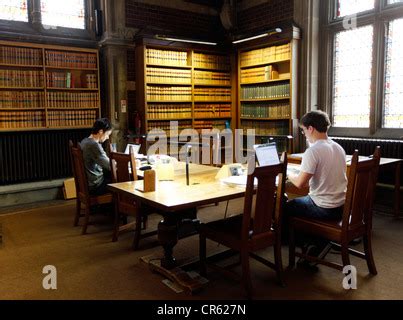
top-left (136, 42), bottom-right (235, 140)
top-left (0, 40), bottom-right (100, 130)
top-left (237, 29), bottom-right (300, 154)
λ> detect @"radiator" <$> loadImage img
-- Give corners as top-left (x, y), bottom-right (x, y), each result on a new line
top-left (330, 136), bottom-right (403, 159)
top-left (330, 136), bottom-right (403, 184)
top-left (0, 130), bottom-right (89, 185)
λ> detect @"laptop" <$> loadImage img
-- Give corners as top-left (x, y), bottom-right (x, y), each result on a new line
top-left (254, 143), bottom-right (280, 167)
top-left (124, 143), bottom-right (141, 155)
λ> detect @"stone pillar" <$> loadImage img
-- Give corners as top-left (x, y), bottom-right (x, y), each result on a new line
top-left (294, 0), bottom-right (320, 114)
top-left (98, 0), bottom-right (138, 151)
top-left (293, 0), bottom-right (320, 152)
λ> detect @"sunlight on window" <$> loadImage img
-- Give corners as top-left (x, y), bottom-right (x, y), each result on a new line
top-left (387, 0), bottom-right (403, 4)
top-left (0, 0), bottom-right (28, 22)
top-left (333, 25), bottom-right (373, 128)
top-left (337, 0), bottom-right (374, 17)
top-left (41, 0), bottom-right (85, 29)
top-left (384, 18), bottom-right (403, 129)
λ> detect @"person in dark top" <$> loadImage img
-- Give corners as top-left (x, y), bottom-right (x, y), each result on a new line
top-left (80, 118), bottom-right (113, 195)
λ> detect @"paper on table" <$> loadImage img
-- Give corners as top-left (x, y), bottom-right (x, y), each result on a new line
top-left (221, 175), bottom-right (282, 187)
top-left (220, 175), bottom-right (257, 187)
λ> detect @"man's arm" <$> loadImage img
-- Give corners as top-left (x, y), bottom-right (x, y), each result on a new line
top-left (93, 143), bottom-right (110, 171)
top-left (288, 171), bottom-right (313, 189)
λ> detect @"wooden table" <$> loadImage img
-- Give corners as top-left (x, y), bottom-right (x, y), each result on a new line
top-left (288, 154), bottom-right (402, 218)
top-left (108, 163), bottom-right (247, 267)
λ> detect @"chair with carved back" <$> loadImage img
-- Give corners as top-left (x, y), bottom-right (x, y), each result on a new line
top-left (109, 146), bottom-right (157, 248)
top-left (288, 147), bottom-right (381, 275)
top-left (68, 140), bottom-right (113, 235)
top-left (199, 153), bottom-right (288, 297)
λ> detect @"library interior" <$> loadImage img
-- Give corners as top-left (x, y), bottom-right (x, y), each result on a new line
top-left (0, 0), bottom-right (403, 302)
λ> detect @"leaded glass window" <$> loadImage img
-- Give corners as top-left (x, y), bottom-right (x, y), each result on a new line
top-left (41, 0), bottom-right (85, 29)
top-left (387, 0), bottom-right (403, 5)
top-left (0, 0), bottom-right (28, 22)
top-left (336, 0), bottom-right (374, 18)
top-left (332, 25), bottom-right (373, 128)
top-left (383, 18), bottom-right (403, 128)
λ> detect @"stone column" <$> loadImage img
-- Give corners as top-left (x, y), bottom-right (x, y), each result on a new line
top-left (98, 0), bottom-right (138, 151)
top-left (294, 0), bottom-right (320, 152)
top-left (294, 0), bottom-right (320, 114)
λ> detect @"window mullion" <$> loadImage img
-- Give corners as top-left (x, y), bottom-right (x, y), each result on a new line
top-left (31, 0), bottom-right (42, 26)
top-left (370, 20), bottom-right (383, 133)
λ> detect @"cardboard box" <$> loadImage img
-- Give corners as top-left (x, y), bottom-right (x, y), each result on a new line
top-left (63, 178), bottom-right (76, 199)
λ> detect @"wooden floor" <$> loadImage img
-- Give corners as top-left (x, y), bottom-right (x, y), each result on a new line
top-left (1, 197), bottom-right (403, 300)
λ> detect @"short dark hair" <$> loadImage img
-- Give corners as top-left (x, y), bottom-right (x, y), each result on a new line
top-left (300, 110), bottom-right (331, 133)
top-left (91, 118), bottom-right (112, 134)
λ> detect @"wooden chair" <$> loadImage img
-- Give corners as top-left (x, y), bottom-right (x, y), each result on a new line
top-left (69, 140), bottom-right (113, 235)
top-left (109, 146), bottom-right (157, 248)
top-left (199, 153), bottom-right (288, 297)
top-left (288, 147), bottom-right (381, 274)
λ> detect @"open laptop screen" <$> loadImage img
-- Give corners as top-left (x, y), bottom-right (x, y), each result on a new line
top-left (254, 143), bottom-right (280, 167)
top-left (124, 143), bottom-right (141, 155)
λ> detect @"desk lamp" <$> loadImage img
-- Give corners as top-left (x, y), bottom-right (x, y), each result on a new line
top-left (186, 144), bottom-right (192, 185)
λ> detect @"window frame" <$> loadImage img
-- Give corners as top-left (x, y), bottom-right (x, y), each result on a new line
top-left (319, 0), bottom-right (403, 138)
top-left (0, 0), bottom-right (96, 44)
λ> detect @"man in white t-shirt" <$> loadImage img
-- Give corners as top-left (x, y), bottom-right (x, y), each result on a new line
top-left (284, 110), bottom-right (347, 265)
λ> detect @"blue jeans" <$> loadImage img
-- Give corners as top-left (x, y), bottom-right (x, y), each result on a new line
top-left (285, 196), bottom-right (343, 220)
top-left (282, 196), bottom-right (343, 246)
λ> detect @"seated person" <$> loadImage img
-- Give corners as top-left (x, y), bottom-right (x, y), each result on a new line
top-left (81, 118), bottom-right (113, 196)
top-left (284, 110), bottom-right (347, 265)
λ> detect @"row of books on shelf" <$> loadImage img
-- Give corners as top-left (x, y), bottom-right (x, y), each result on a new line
top-left (146, 86), bottom-right (192, 101)
top-left (194, 70), bottom-right (231, 85)
top-left (240, 65), bottom-right (280, 83)
top-left (241, 83), bottom-right (290, 99)
top-left (194, 120), bottom-right (228, 132)
top-left (193, 52), bottom-right (230, 70)
top-left (0, 46), bottom-right (42, 66)
top-left (46, 92), bottom-right (99, 109)
top-left (194, 104), bottom-right (231, 118)
top-left (194, 88), bottom-right (231, 101)
top-left (146, 67), bottom-right (191, 84)
top-left (47, 110), bottom-right (97, 127)
top-left (241, 102), bottom-right (290, 118)
top-left (0, 70), bottom-right (43, 87)
top-left (0, 91), bottom-right (44, 108)
top-left (240, 43), bottom-right (291, 67)
top-left (84, 74), bottom-right (97, 88)
top-left (148, 104), bottom-right (192, 119)
top-left (46, 72), bottom-right (73, 88)
top-left (45, 51), bottom-right (97, 69)
top-left (241, 120), bottom-right (289, 135)
top-left (0, 111), bottom-right (45, 129)
top-left (146, 48), bottom-right (188, 66)
top-left (46, 72), bottom-right (97, 89)
top-left (148, 120), bottom-right (192, 133)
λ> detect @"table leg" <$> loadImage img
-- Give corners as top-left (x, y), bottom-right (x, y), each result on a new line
top-left (158, 215), bottom-right (178, 269)
top-left (157, 208), bottom-right (199, 269)
top-left (394, 161), bottom-right (401, 219)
